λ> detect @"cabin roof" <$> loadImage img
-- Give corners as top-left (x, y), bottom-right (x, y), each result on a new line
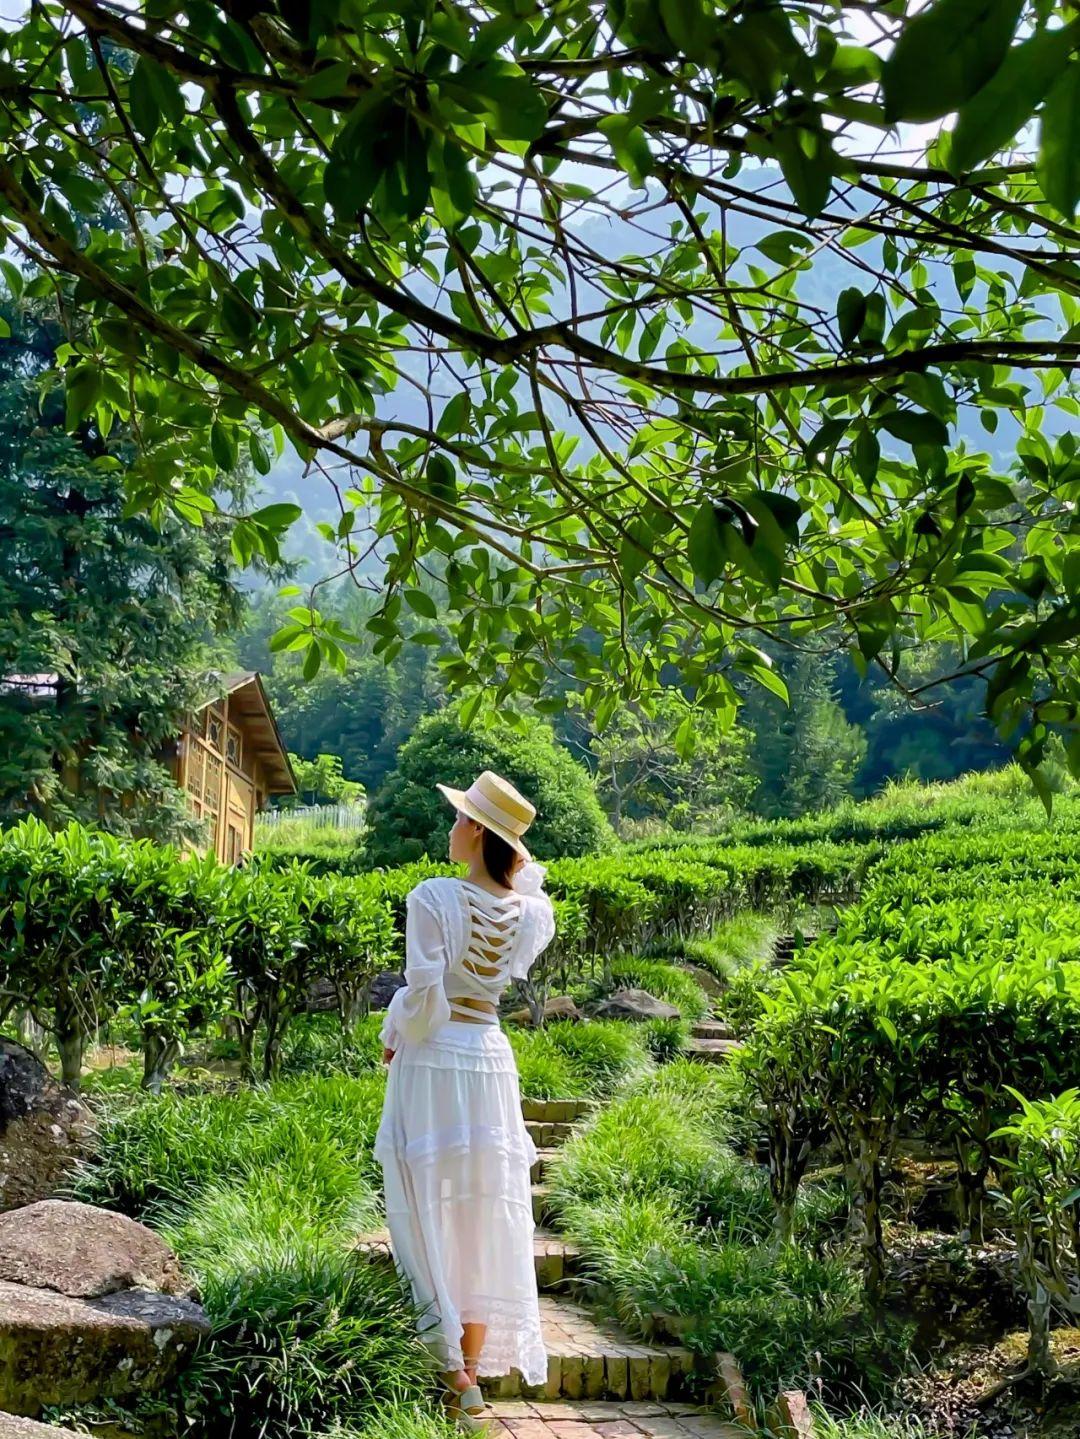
top-left (197, 671), bottom-right (297, 795)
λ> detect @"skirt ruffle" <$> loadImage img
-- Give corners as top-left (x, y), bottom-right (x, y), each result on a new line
top-left (375, 1021), bottom-right (547, 1387)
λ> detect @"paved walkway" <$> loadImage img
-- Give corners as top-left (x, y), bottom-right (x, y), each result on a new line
top-left (486, 1399), bottom-right (744, 1437)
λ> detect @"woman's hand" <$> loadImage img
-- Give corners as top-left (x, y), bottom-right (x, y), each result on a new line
top-left (382, 1046), bottom-right (396, 1065)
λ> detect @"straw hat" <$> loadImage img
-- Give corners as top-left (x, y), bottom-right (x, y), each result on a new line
top-left (436, 770), bottom-right (536, 860)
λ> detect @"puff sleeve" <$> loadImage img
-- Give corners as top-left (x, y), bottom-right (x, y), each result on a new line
top-left (380, 881), bottom-right (453, 1050)
top-left (510, 864), bottom-right (557, 981)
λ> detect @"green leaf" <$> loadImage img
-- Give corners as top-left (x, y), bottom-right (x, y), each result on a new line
top-left (688, 502), bottom-right (728, 586)
top-left (449, 61), bottom-right (548, 143)
top-left (950, 28), bottom-right (1071, 173)
top-left (404, 588), bottom-right (438, 619)
top-left (65, 363), bottom-right (100, 430)
top-left (425, 453), bottom-right (457, 504)
top-left (0, 258), bottom-right (23, 299)
top-left (755, 230), bottom-right (814, 266)
top-left (880, 410), bottom-right (950, 448)
top-left (252, 502), bottom-right (302, 531)
top-left (837, 288), bottom-right (867, 347)
top-left (210, 420), bottom-right (238, 472)
top-left (771, 124), bottom-right (835, 218)
top-left (129, 57), bottom-right (161, 140)
top-left (302, 639), bottom-right (323, 681)
top-left (599, 115), bottom-right (653, 188)
top-left (1038, 63), bottom-right (1080, 220)
top-left (883, 0), bottom-right (1024, 123)
top-left (659, 0), bottom-right (713, 60)
top-left (249, 432), bottom-right (272, 475)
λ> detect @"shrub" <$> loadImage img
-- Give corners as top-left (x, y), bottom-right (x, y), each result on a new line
top-left (994, 1088), bottom-right (1080, 1376)
top-left (362, 708), bottom-right (614, 867)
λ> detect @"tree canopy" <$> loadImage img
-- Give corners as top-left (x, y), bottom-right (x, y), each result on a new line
top-left (2, 0), bottom-right (1080, 787)
top-left (0, 297), bottom-right (245, 838)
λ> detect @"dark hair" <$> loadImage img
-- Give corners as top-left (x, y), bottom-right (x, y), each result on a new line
top-left (481, 826), bottom-right (517, 888)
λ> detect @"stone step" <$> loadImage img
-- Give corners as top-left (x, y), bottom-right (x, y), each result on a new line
top-left (480, 1295), bottom-right (699, 1402)
top-left (690, 1020), bottom-right (733, 1041)
top-left (684, 1039), bottom-right (743, 1065)
top-left (526, 1119), bottom-right (576, 1147)
top-left (534, 1229), bottom-right (583, 1290)
top-left (485, 1398), bottom-right (745, 1436)
top-left (521, 1097), bottom-right (593, 1123)
top-left (531, 1148), bottom-right (561, 1184)
top-left (354, 1227), bottom-right (581, 1290)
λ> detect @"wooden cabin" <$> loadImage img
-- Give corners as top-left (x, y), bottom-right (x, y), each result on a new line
top-left (174, 672), bottom-right (297, 864)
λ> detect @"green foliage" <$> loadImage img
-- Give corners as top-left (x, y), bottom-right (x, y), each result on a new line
top-left (552, 1068), bottom-right (874, 1394)
top-left (72, 1074), bottom-right (436, 1439)
top-left (744, 651), bottom-right (868, 819)
top-left (285, 752), bottom-right (365, 807)
top-left (994, 1089), bottom-right (1080, 1374)
top-left (0, 819), bottom-right (397, 1089)
top-left (509, 1019), bottom-right (651, 1100)
top-left (363, 708), bottom-right (614, 867)
top-left (585, 690), bottom-right (755, 832)
top-left (72, 1072), bottom-right (388, 1223)
top-left (0, 297), bottom-right (246, 840)
top-left (6, 7), bottom-right (1080, 779)
top-left (735, 819), bottom-right (1080, 1303)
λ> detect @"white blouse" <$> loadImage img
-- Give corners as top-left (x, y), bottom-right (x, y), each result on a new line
top-left (379, 862), bottom-right (557, 1050)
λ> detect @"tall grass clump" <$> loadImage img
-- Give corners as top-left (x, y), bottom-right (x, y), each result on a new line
top-left (280, 1013), bottom-right (385, 1077)
top-left (658, 912), bottom-right (779, 982)
top-left (509, 1019), bottom-right (651, 1099)
top-left (550, 1070), bottom-right (771, 1234)
top-left (69, 1073), bottom-right (456, 1439)
top-left (70, 1074), bottom-right (387, 1221)
top-left (182, 1242), bottom-right (438, 1438)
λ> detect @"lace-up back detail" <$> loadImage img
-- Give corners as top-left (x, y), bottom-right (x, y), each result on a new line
top-left (445, 882), bottom-right (524, 1023)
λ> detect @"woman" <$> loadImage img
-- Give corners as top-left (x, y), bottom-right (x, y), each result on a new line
top-left (374, 770), bottom-right (557, 1432)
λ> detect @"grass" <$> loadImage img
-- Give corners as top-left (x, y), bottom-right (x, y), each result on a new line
top-left (550, 1061), bottom-right (773, 1234)
top-left (550, 1063), bottom-right (877, 1396)
top-left (71, 1072), bottom-right (387, 1223)
top-left (810, 1410), bottom-right (950, 1439)
top-left (590, 956), bottom-right (711, 1021)
top-left (508, 1018), bottom-right (652, 1099)
top-left (657, 911), bottom-right (779, 983)
top-left (280, 1012), bottom-right (385, 1077)
top-left (68, 1071), bottom-right (454, 1439)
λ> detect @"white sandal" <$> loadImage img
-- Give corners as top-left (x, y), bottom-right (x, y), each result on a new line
top-left (443, 1379), bottom-right (491, 1433)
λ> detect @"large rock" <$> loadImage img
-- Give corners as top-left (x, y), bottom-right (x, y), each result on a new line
top-left (0, 1201), bottom-right (191, 1299)
top-left (0, 1414), bottom-right (88, 1439)
top-left (0, 1042), bottom-right (92, 1213)
top-left (0, 1280), bottom-right (209, 1416)
top-left (370, 971), bottom-right (406, 1010)
top-left (590, 988), bottom-right (680, 1022)
top-left (504, 995), bottom-right (583, 1027)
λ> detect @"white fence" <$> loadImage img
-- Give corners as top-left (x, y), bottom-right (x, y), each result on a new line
top-left (257, 801), bottom-right (367, 832)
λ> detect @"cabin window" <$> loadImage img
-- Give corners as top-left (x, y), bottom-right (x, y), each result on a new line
top-left (226, 724), bottom-right (242, 767)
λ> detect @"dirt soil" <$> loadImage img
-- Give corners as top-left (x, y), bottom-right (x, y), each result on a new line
top-left (889, 1330), bottom-right (1080, 1438)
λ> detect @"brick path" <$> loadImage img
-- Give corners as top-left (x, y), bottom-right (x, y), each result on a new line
top-left (485, 1399), bottom-right (744, 1437)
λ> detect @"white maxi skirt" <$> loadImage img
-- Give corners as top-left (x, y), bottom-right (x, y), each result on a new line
top-left (374, 1019), bottom-right (547, 1386)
